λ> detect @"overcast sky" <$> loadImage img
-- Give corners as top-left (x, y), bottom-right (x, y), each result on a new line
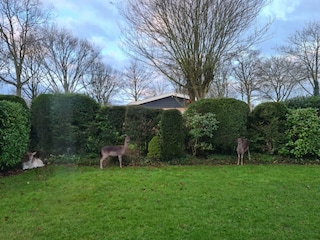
top-left (42, 0), bottom-right (320, 70)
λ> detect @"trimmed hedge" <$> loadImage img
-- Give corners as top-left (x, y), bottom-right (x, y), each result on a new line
top-left (248, 102), bottom-right (288, 154)
top-left (86, 106), bottom-right (127, 155)
top-left (0, 101), bottom-right (30, 170)
top-left (160, 109), bottom-right (185, 160)
top-left (125, 106), bottom-right (163, 155)
top-left (285, 96), bottom-right (320, 109)
top-left (185, 98), bottom-right (250, 153)
top-left (0, 94), bottom-right (28, 110)
top-left (30, 94), bottom-right (53, 152)
top-left (30, 94), bottom-right (99, 155)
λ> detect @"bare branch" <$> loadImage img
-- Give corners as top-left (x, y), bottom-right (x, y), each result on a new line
top-left (120, 0), bottom-right (270, 101)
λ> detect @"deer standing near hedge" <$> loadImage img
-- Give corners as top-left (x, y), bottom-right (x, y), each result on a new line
top-left (236, 138), bottom-right (250, 165)
top-left (100, 136), bottom-right (130, 169)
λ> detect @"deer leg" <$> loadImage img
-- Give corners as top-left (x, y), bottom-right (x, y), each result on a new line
top-left (241, 153), bottom-right (244, 165)
top-left (237, 153), bottom-right (240, 165)
top-left (118, 155), bottom-right (122, 168)
top-left (100, 155), bottom-right (107, 169)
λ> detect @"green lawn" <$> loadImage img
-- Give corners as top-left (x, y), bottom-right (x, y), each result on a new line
top-left (1, 164), bottom-right (320, 239)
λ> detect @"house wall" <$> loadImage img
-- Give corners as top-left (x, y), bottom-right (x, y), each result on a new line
top-left (140, 96), bottom-right (188, 109)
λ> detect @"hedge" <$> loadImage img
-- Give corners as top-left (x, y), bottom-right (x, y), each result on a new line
top-left (0, 101), bottom-right (30, 170)
top-left (185, 98), bottom-right (249, 153)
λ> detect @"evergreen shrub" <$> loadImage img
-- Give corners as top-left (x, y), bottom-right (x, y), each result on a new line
top-left (160, 109), bottom-right (185, 160)
top-left (0, 101), bottom-right (30, 170)
top-left (185, 98), bottom-right (249, 153)
top-left (248, 102), bottom-right (288, 154)
top-left (147, 135), bottom-right (161, 160)
top-left (280, 108), bottom-right (320, 160)
top-left (31, 94), bottom-right (99, 155)
top-left (125, 106), bottom-right (162, 155)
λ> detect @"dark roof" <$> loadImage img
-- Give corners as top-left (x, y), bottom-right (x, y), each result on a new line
top-left (128, 92), bottom-right (190, 109)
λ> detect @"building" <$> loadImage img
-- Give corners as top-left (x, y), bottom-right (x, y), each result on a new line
top-left (128, 92), bottom-right (190, 112)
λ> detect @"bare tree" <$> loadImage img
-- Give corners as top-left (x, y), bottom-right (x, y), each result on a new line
top-left (121, 59), bottom-right (154, 102)
top-left (41, 25), bottom-right (100, 93)
top-left (84, 60), bottom-right (119, 105)
top-left (208, 59), bottom-right (232, 98)
top-left (0, 0), bottom-right (50, 96)
top-left (232, 50), bottom-right (262, 107)
top-left (149, 76), bottom-right (174, 96)
top-left (22, 34), bottom-right (50, 100)
top-left (120, 0), bottom-right (270, 101)
top-left (258, 56), bottom-right (305, 102)
top-left (280, 21), bottom-right (320, 96)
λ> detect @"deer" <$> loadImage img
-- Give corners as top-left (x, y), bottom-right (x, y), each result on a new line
top-left (100, 136), bottom-right (130, 169)
top-left (23, 152), bottom-right (45, 170)
top-left (236, 137), bottom-right (250, 165)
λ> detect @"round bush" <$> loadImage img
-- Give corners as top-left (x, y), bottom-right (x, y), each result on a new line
top-left (147, 136), bottom-right (161, 160)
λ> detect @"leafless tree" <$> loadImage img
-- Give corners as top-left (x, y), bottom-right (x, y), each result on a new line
top-left (22, 34), bottom-right (50, 100)
top-left (208, 60), bottom-right (231, 98)
top-left (120, 0), bottom-right (270, 101)
top-left (232, 50), bottom-right (262, 107)
top-left (280, 21), bottom-right (320, 96)
top-left (258, 56), bottom-right (305, 102)
top-left (121, 59), bottom-right (155, 102)
top-left (84, 60), bottom-right (119, 105)
top-left (0, 0), bottom-right (50, 96)
top-left (41, 25), bottom-right (100, 93)
top-left (150, 76), bottom-right (174, 96)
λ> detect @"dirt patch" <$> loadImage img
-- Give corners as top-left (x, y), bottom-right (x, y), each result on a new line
top-left (0, 169), bottom-right (24, 178)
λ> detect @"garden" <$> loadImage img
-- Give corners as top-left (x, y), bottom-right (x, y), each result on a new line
top-left (1, 94), bottom-right (320, 239)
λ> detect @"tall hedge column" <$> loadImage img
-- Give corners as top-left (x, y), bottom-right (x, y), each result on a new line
top-left (160, 109), bottom-right (185, 160)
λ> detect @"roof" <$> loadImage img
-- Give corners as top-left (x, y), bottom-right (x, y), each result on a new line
top-left (128, 92), bottom-right (190, 106)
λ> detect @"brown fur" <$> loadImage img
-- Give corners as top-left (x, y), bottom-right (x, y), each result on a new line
top-left (100, 136), bottom-right (130, 169)
top-left (236, 138), bottom-right (250, 165)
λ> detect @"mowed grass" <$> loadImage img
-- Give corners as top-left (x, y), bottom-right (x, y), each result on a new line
top-left (1, 164), bottom-right (320, 240)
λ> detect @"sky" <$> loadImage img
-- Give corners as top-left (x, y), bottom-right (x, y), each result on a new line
top-left (1, 0), bottom-right (319, 96)
top-left (42, 0), bottom-right (320, 71)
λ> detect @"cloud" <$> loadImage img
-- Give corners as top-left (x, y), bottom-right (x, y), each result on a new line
top-left (262, 0), bottom-right (301, 21)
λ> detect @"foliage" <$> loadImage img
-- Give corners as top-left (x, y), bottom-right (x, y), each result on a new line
top-left (0, 94), bottom-right (29, 109)
top-left (185, 98), bottom-right (250, 153)
top-left (0, 101), bottom-right (30, 171)
top-left (125, 106), bottom-right (163, 155)
top-left (184, 112), bottom-right (219, 156)
top-left (280, 108), bottom-right (320, 160)
top-left (285, 95), bottom-right (320, 109)
top-left (30, 94), bottom-right (99, 155)
top-left (248, 102), bottom-right (288, 153)
top-left (48, 154), bottom-right (81, 164)
top-left (86, 106), bottom-right (126, 155)
top-left (147, 135), bottom-right (162, 160)
top-left (160, 109), bottom-right (185, 160)
top-left (30, 94), bottom-right (54, 152)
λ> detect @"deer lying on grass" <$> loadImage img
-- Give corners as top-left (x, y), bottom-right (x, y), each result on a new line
top-left (236, 138), bottom-right (250, 165)
top-left (100, 136), bottom-right (130, 169)
top-left (23, 152), bottom-right (45, 170)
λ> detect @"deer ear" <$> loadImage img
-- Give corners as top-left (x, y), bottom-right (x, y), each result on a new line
top-left (32, 152), bottom-right (37, 156)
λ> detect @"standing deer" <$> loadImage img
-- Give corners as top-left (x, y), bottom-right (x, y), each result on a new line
top-left (23, 152), bottom-right (45, 170)
top-left (100, 136), bottom-right (130, 169)
top-left (236, 138), bottom-right (250, 165)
